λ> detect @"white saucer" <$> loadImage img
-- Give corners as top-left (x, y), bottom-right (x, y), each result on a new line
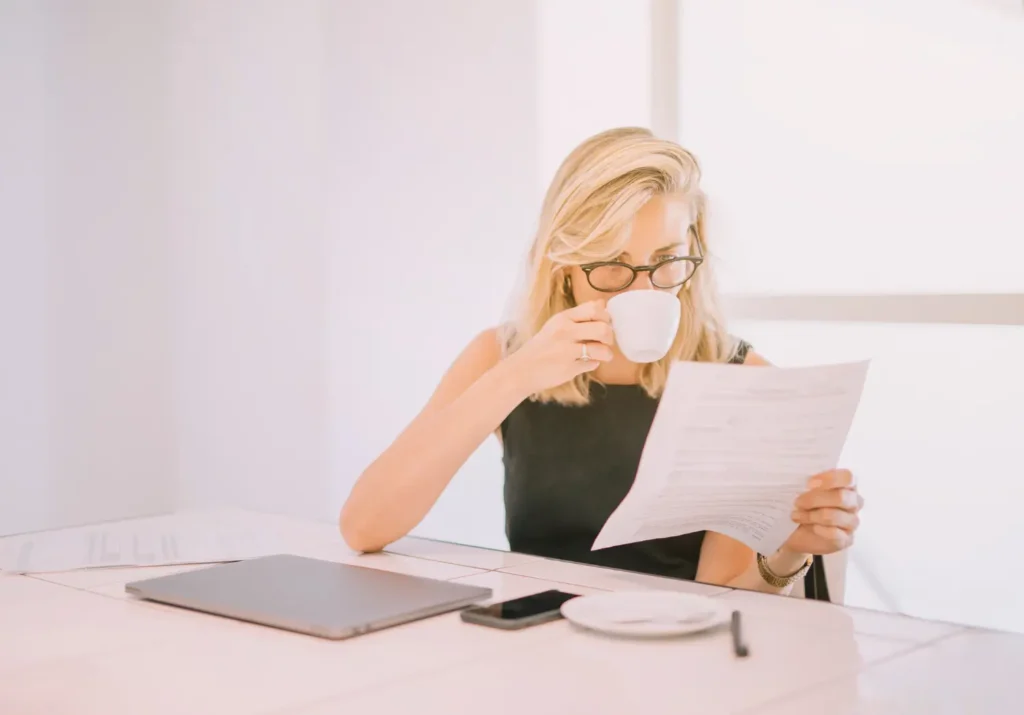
top-left (560, 590), bottom-right (731, 638)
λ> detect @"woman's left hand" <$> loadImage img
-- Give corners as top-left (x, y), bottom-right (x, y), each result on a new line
top-left (783, 468), bottom-right (863, 555)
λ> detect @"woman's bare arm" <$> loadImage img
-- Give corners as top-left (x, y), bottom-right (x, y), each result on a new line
top-left (695, 531), bottom-right (807, 594)
top-left (339, 329), bottom-right (523, 553)
top-left (339, 300), bottom-right (615, 553)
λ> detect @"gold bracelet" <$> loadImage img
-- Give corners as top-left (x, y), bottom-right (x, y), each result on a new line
top-left (756, 552), bottom-right (813, 589)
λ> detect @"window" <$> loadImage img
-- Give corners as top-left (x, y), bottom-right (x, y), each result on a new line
top-left (675, 0), bottom-right (1024, 628)
top-left (679, 0), bottom-right (1024, 295)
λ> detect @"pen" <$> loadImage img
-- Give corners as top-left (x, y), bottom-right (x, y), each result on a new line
top-left (731, 610), bottom-right (749, 657)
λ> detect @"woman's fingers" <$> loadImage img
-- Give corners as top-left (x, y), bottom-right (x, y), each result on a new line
top-left (569, 318), bottom-right (615, 346)
top-left (794, 486), bottom-right (862, 511)
top-left (807, 468), bottom-right (854, 490)
top-left (792, 507), bottom-right (860, 532)
top-left (571, 341), bottom-right (614, 364)
top-left (563, 300), bottom-right (611, 324)
top-left (789, 470), bottom-right (860, 554)
top-left (810, 525), bottom-right (854, 549)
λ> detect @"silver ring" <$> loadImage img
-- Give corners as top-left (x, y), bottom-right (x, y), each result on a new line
top-left (576, 343), bottom-right (591, 362)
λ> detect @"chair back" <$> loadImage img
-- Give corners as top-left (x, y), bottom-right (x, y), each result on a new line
top-left (798, 551), bottom-right (848, 603)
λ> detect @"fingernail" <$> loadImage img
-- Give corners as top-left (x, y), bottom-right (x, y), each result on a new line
top-left (791, 510), bottom-right (803, 522)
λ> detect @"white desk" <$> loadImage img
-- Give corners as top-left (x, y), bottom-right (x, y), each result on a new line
top-left (0, 510), bottom-right (1015, 714)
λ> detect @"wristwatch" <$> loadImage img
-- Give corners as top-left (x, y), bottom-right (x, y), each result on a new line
top-left (757, 552), bottom-right (813, 589)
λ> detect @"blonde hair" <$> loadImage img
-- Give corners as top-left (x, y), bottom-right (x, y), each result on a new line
top-left (502, 127), bottom-right (739, 405)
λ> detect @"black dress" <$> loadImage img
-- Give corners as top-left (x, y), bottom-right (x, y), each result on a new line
top-left (500, 341), bottom-right (752, 581)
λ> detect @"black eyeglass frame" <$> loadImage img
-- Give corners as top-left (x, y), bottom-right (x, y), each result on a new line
top-left (578, 230), bottom-right (705, 293)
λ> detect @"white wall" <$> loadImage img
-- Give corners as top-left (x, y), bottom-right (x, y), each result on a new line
top-left (168, 0), bottom-right (333, 520)
top-left (0, 0), bottom-right (563, 540)
top-left (1, 0), bottom-right (51, 536)
top-left (169, 0), bottom-right (546, 537)
top-left (324, 0), bottom-right (541, 547)
top-left (537, 0), bottom-right (652, 185)
top-left (1, 0), bottom-right (176, 536)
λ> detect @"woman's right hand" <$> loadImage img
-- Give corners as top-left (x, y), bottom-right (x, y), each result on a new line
top-left (505, 300), bottom-right (615, 395)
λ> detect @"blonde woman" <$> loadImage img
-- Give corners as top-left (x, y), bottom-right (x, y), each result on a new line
top-left (340, 127), bottom-right (862, 594)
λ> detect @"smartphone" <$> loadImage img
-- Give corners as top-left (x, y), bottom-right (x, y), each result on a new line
top-left (459, 589), bottom-right (579, 630)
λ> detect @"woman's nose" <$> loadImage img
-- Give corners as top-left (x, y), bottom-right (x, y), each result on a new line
top-left (627, 271), bottom-right (655, 291)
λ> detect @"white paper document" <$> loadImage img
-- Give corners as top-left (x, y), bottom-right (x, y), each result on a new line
top-left (593, 360), bottom-right (870, 555)
top-left (0, 510), bottom-right (290, 574)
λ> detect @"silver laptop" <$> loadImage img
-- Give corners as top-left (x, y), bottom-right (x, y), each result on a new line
top-left (124, 554), bottom-right (492, 639)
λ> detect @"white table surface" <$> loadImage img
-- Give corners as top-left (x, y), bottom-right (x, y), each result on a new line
top-left (0, 510), bottom-right (1015, 714)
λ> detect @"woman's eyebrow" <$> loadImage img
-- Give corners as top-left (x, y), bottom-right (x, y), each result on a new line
top-left (615, 241), bottom-right (686, 263)
top-left (654, 241), bottom-right (686, 253)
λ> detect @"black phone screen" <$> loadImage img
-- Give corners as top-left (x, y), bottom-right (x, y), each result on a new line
top-left (468, 589), bottom-right (578, 620)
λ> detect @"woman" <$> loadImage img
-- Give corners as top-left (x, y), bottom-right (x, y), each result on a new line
top-left (340, 127), bottom-right (862, 594)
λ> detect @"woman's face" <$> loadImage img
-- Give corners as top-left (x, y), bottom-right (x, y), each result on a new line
top-left (567, 194), bottom-right (698, 305)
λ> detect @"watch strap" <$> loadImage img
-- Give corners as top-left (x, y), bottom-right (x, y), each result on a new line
top-left (757, 552), bottom-right (813, 589)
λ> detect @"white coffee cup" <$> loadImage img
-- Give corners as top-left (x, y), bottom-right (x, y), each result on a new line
top-left (606, 290), bottom-right (681, 363)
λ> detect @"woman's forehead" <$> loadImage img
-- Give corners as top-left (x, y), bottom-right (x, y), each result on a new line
top-left (621, 195), bottom-right (695, 255)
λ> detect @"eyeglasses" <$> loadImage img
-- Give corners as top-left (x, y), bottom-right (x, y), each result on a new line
top-left (579, 236), bottom-right (704, 293)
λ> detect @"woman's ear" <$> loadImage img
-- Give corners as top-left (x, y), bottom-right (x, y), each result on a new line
top-left (560, 269), bottom-right (579, 306)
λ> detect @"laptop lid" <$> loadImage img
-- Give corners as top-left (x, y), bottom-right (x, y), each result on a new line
top-left (125, 554), bottom-right (492, 639)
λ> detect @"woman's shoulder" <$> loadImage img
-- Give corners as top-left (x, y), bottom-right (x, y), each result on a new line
top-left (729, 335), bottom-right (753, 364)
top-left (728, 336), bottom-right (764, 365)
top-left (418, 327), bottom-right (505, 417)
top-left (428, 328), bottom-right (505, 394)
top-left (729, 336), bottom-right (772, 366)
top-left (461, 327), bottom-right (505, 367)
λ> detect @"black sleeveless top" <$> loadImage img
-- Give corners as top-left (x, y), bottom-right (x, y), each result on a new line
top-left (500, 341), bottom-right (752, 581)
